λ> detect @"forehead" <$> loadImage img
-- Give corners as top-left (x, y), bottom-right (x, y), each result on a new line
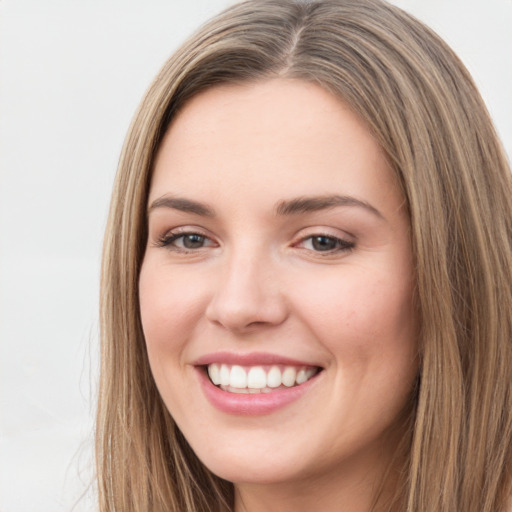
top-left (150, 79), bottom-right (401, 215)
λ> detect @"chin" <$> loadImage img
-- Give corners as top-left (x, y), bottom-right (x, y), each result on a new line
top-left (183, 432), bottom-right (310, 485)
top-left (202, 455), bottom-right (305, 486)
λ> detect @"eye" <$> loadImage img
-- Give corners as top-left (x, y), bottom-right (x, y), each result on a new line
top-left (157, 231), bottom-right (217, 251)
top-left (298, 234), bottom-right (354, 253)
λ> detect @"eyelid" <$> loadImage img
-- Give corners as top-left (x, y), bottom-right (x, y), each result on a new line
top-left (153, 226), bottom-right (218, 251)
top-left (151, 224), bottom-right (355, 255)
top-left (292, 228), bottom-right (355, 254)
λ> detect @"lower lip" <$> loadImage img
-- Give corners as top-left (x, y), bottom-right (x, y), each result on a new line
top-left (197, 368), bottom-right (320, 415)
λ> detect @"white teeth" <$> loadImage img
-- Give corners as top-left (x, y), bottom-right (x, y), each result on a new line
top-left (267, 366), bottom-right (282, 388)
top-left (229, 386), bottom-right (247, 394)
top-left (207, 363), bottom-right (319, 391)
top-left (296, 368), bottom-right (308, 385)
top-left (282, 367), bottom-right (297, 387)
top-left (247, 366), bottom-right (267, 389)
top-left (208, 363), bottom-right (221, 385)
top-left (230, 365), bottom-right (247, 388)
top-left (220, 364), bottom-right (230, 386)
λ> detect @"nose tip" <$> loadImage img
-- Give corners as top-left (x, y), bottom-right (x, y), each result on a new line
top-left (205, 262), bottom-right (288, 333)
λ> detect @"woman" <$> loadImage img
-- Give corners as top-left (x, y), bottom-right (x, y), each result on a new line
top-left (96, 0), bottom-right (512, 511)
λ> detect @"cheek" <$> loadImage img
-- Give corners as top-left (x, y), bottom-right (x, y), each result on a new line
top-left (296, 269), bottom-right (415, 341)
top-left (139, 261), bottom-right (205, 358)
top-left (346, 279), bottom-right (416, 346)
top-left (291, 266), bottom-right (418, 395)
top-left (138, 261), bottom-right (211, 424)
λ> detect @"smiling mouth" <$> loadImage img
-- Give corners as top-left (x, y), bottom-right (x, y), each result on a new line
top-left (206, 363), bottom-right (321, 394)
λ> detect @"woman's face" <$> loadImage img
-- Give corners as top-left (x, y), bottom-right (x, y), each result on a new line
top-left (139, 79), bottom-right (418, 490)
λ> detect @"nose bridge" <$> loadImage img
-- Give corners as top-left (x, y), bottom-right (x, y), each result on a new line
top-left (206, 242), bottom-right (287, 331)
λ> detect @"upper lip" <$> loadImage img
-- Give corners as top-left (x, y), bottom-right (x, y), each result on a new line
top-left (194, 351), bottom-right (322, 368)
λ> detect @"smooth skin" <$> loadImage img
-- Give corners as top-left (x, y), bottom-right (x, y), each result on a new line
top-left (139, 79), bottom-right (418, 512)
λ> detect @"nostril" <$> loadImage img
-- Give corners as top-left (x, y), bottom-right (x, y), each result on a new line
top-left (205, 263), bottom-right (288, 331)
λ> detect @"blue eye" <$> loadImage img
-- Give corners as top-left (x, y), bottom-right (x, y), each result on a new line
top-left (301, 235), bottom-right (354, 253)
top-left (178, 233), bottom-right (207, 249)
top-left (311, 235), bottom-right (338, 251)
top-left (157, 232), bottom-right (215, 251)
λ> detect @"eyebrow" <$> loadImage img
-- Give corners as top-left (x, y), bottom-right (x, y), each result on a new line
top-left (147, 193), bottom-right (383, 219)
top-left (148, 195), bottom-right (215, 216)
top-left (275, 195), bottom-right (383, 219)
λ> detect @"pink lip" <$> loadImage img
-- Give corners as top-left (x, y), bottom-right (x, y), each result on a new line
top-left (194, 353), bottom-right (322, 416)
top-left (194, 351), bottom-right (320, 367)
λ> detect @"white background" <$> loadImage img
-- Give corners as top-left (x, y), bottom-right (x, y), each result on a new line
top-left (0, 1), bottom-right (510, 511)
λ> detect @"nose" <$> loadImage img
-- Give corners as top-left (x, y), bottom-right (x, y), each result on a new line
top-left (205, 250), bottom-right (288, 333)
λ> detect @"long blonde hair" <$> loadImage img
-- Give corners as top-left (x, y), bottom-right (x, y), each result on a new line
top-left (97, 1), bottom-right (512, 510)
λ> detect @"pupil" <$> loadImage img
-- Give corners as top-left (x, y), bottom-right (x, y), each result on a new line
top-left (312, 236), bottom-right (336, 251)
top-left (183, 234), bottom-right (204, 249)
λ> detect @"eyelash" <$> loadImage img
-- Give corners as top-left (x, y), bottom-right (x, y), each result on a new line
top-left (156, 231), bottom-right (215, 252)
top-left (296, 234), bottom-right (355, 254)
top-left (155, 230), bottom-right (355, 255)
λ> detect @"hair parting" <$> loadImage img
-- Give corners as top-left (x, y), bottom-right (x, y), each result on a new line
top-left (97, 1), bottom-right (512, 511)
